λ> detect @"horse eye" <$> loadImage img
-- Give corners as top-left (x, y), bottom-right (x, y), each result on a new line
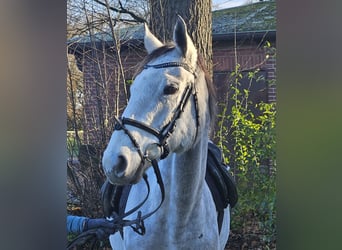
top-left (163, 85), bottom-right (179, 95)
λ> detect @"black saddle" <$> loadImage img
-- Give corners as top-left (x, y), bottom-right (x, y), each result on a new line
top-left (102, 142), bottom-right (238, 233)
top-left (205, 141), bottom-right (238, 232)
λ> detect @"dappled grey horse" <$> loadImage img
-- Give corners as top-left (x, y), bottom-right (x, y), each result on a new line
top-left (102, 16), bottom-right (230, 250)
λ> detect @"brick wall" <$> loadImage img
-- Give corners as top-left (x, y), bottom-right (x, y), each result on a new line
top-left (78, 45), bottom-right (147, 147)
top-left (78, 38), bottom-right (276, 146)
top-left (265, 55), bottom-right (276, 103)
top-left (213, 40), bottom-right (276, 103)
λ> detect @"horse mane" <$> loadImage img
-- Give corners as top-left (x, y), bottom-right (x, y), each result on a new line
top-left (134, 44), bottom-right (217, 128)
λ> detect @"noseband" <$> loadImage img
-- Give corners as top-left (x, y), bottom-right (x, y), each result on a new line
top-left (114, 61), bottom-right (200, 165)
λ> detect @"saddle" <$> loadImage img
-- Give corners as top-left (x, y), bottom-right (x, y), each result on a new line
top-left (101, 142), bottom-right (238, 233)
top-left (205, 142), bottom-right (238, 232)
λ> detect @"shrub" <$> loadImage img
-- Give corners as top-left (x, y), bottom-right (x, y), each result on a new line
top-left (215, 62), bottom-right (276, 245)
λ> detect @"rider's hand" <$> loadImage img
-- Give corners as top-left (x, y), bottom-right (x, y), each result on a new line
top-left (83, 218), bottom-right (116, 238)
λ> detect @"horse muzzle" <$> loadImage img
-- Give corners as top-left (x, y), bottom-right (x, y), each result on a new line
top-left (102, 143), bottom-right (162, 185)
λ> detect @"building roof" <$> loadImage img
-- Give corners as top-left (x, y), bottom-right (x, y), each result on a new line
top-left (212, 1), bottom-right (276, 34)
top-left (68, 1), bottom-right (276, 52)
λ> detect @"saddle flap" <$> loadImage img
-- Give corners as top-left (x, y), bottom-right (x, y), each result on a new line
top-left (206, 142), bottom-right (238, 209)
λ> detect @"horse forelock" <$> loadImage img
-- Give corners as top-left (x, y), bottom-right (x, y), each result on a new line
top-left (134, 44), bottom-right (217, 128)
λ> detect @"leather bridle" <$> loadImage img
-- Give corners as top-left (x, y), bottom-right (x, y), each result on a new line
top-left (114, 61), bottom-right (200, 165)
top-left (111, 61), bottom-right (200, 230)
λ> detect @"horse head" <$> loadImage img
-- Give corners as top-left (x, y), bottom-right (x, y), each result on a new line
top-left (102, 16), bottom-right (211, 185)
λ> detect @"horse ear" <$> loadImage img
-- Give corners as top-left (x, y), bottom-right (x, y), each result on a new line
top-left (173, 15), bottom-right (196, 60)
top-left (144, 23), bottom-right (163, 54)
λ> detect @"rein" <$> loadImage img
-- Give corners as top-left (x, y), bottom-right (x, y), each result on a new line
top-left (109, 160), bottom-right (165, 235)
top-left (67, 160), bottom-right (165, 250)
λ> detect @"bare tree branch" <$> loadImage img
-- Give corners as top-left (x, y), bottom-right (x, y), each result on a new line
top-left (94, 0), bottom-right (146, 23)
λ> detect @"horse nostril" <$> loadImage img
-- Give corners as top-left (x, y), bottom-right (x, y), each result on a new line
top-left (114, 155), bottom-right (127, 178)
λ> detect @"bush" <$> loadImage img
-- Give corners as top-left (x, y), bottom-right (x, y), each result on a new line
top-left (215, 63), bottom-right (276, 246)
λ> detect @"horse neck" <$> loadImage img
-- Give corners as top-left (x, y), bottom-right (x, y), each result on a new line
top-left (161, 130), bottom-right (209, 222)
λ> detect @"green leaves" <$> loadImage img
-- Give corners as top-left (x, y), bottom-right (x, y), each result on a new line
top-left (215, 62), bottom-right (276, 244)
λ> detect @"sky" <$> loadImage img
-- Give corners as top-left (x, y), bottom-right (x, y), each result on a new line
top-left (212, 0), bottom-right (259, 10)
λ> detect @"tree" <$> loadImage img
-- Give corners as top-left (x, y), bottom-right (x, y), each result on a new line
top-left (148, 0), bottom-right (213, 75)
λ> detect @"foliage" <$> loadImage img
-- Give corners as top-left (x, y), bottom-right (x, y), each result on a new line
top-left (215, 54), bottom-right (276, 245)
top-left (67, 131), bottom-right (83, 158)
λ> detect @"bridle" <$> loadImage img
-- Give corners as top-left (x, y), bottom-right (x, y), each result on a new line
top-left (114, 61), bottom-right (200, 165)
top-left (112, 61), bottom-right (200, 228)
top-left (67, 61), bottom-right (201, 249)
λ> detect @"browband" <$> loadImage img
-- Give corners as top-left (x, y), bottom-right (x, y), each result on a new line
top-left (144, 62), bottom-right (196, 77)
